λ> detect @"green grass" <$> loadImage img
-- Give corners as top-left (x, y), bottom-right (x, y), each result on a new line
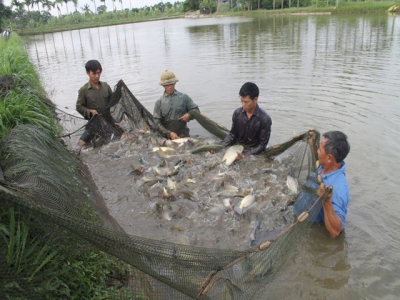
top-left (0, 33), bottom-right (133, 300)
top-left (0, 34), bottom-right (58, 140)
top-left (0, 206), bottom-right (130, 299)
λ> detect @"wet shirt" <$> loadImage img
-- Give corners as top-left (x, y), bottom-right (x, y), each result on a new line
top-left (76, 81), bottom-right (113, 120)
top-left (222, 104), bottom-right (272, 156)
top-left (294, 162), bottom-right (349, 230)
top-left (315, 162), bottom-right (350, 228)
top-left (153, 90), bottom-right (200, 138)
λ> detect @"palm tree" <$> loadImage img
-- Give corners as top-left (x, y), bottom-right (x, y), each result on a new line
top-left (81, 3), bottom-right (91, 15)
top-left (41, 0), bottom-right (54, 11)
top-left (23, 0), bottom-right (33, 12)
top-left (63, 0), bottom-right (69, 14)
top-left (91, 0), bottom-right (97, 13)
top-left (11, 0), bottom-right (23, 10)
top-left (54, 0), bottom-right (63, 16)
top-left (33, 0), bottom-right (41, 11)
top-left (71, 0), bottom-right (78, 12)
top-left (111, 0), bottom-right (115, 12)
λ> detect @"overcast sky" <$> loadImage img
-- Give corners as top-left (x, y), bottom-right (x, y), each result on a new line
top-left (4, 0), bottom-right (167, 15)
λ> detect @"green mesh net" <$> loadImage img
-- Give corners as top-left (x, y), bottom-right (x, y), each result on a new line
top-left (0, 80), bottom-right (329, 299)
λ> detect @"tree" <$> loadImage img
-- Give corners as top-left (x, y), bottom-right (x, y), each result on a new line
top-left (54, 0), bottom-right (63, 16)
top-left (97, 4), bottom-right (106, 14)
top-left (1, 0), bottom-right (12, 26)
top-left (41, 0), bottom-right (54, 12)
top-left (182, 0), bottom-right (201, 12)
top-left (91, 0), bottom-right (97, 13)
top-left (111, 0), bottom-right (115, 12)
top-left (33, 0), bottom-right (40, 12)
top-left (81, 3), bottom-right (91, 15)
top-left (63, 0), bottom-right (70, 14)
top-left (23, 0), bottom-right (33, 12)
top-left (71, 0), bottom-right (78, 11)
top-left (119, 0), bottom-right (122, 10)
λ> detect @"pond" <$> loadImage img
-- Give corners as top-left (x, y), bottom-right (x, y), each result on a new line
top-left (26, 14), bottom-right (400, 299)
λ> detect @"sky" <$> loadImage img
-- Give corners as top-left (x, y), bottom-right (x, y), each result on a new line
top-left (4, 0), bottom-right (166, 15)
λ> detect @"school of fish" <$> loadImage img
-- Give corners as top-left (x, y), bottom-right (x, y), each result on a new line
top-left (79, 130), bottom-right (301, 251)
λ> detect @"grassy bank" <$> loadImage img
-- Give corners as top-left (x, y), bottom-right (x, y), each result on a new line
top-left (0, 34), bottom-right (58, 140)
top-left (13, 1), bottom-right (399, 36)
top-left (0, 34), bottom-right (130, 299)
top-left (17, 13), bottom-right (184, 36)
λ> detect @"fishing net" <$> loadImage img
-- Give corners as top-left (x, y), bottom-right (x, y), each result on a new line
top-left (0, 80), bottom-right (330, 299)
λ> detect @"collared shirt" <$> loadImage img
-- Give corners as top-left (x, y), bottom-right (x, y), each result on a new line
top-left (222, 104), bottom-right (272, 156)
top-left (76, 81), bottom-right (113, 120)
top-left (153, 89), bottom-right (200, 138)
top-left (314, 162), bottom-right (350, 228)
top-left (294, 162), bottom-right (349, 230)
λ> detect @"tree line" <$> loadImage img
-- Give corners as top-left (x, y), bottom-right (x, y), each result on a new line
top-left (1, 0), bottom-right (323, 32)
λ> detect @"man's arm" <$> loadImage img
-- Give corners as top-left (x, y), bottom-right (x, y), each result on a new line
top-left (318, 184), bottom-right (343, 238)
top-left (181, 107), bottom-right (200, 122)
top-left (222, 112), bottom-right (237, 147)
top-left (153, 99), bottom-right (171, 138)
top-left (76, 87), bottom-right (92, 120)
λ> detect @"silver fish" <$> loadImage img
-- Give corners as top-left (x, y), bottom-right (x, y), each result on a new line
top-left (165, 137), bottom-right (197, 146)
top-left (222, 145), bottom-right (244, 166)
top-left (239, 195), bottom-right (256, 213)
top-left (286, 175), bottom-right (299, 194)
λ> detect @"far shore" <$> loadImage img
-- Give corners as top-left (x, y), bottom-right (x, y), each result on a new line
top-left (14, 2), bottom-right (398, 36)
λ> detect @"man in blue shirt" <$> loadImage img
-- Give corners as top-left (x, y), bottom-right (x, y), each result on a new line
top-left (222, 82), bottom-right (272, 160)
top-left (295, 131), bottom-right (350, 238)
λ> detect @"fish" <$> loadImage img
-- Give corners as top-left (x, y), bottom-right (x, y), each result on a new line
top-left (190, 144), bottom-right (224, 154)
top-left (165, 137), bottom-right (197, 146)
top-left (222, 145), bottom-right (244, 166)
top-left (222, 198), bottom-right (233, 211)
top-left (152, 146), bottom-right (176, 152)
top-left (286, 175), bottom-right (299, 194)
top-left (167, 178), bottom-right (177, 190)
top-left (248, 217), bottom-right (262, 246)
top-left (155, 149), bottom-right (191, 159)
top-left (235, 195), bottom-right (256, 215)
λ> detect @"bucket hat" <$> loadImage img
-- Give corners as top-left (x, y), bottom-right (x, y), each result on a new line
top-left (159, 70), bottom-right (179, 86)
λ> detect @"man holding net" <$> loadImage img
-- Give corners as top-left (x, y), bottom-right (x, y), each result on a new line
top-left (76, 60), bottom-right (119, 148)
top-left (153, 70), bottom-right (200, 140)
top-left (295, 131), bottom-right (350, 238)
top-left (315, 131), bottom-right (350, 238)
top-left (222, 82), bottom-right (272, 160)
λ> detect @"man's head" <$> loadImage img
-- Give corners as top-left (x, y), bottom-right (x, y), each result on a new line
top-left (159, 70), bottom-right (179, 96)
top-left (85, 60), bottom-right (102, 85)
top-left (239, 82), bottom-right (259, 113)
top-left (319, 131), bottom-right (350, 165)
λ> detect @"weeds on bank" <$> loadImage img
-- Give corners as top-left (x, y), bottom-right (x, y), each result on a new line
top-left (0, 34), bottom-right (134, 300)
top-left (0, 207), bottom-right (130, 299)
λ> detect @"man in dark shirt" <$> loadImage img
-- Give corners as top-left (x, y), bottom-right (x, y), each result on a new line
top-left (76, 60), bottom-right (115, 147)
top-left (222, 82), bottom-right (272, 160)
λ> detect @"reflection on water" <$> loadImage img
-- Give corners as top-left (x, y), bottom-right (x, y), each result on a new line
top-left (25, 14), bottom-right (400, 299)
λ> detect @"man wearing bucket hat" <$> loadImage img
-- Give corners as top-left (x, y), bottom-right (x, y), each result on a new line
top-left (153, 70), bottom-right (200, 140)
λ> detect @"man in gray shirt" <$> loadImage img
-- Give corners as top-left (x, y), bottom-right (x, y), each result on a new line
top-left (153, 70), bottom-right (200, 140)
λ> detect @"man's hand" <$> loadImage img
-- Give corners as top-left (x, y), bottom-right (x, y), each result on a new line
top-left (317, 183), bottom-right (333, 198)
top-left (179, 113), bottom-right (190, 123)
top-left (234, 152), bottom-right (245, 161)
top-left (90, 109), bottom-right (98, 116)
top-left (169, 132), bottom-right (179, 140)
